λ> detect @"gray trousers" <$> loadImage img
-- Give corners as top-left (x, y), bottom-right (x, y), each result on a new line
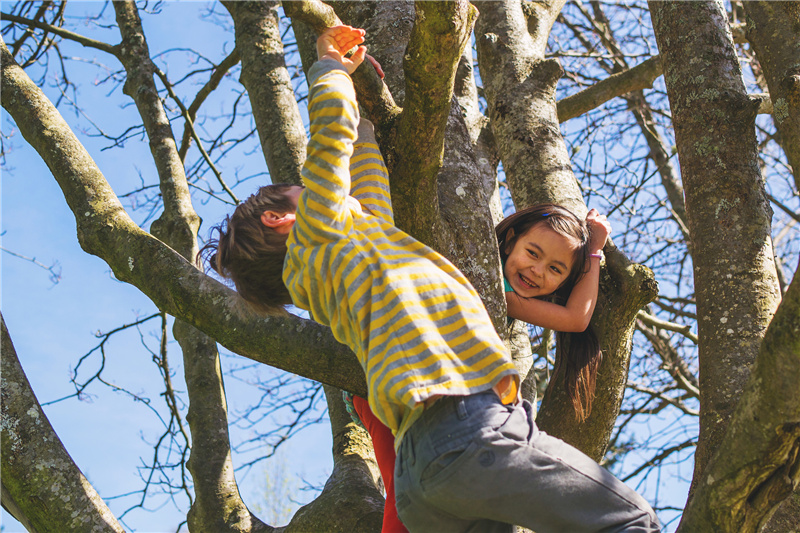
top-left (394, 391), bottom-right (661, 533)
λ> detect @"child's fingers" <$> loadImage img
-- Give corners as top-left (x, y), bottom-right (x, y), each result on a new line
top-left (331, 27), bottom-right (365, 52)
top-left (366, 54), bottom-right (385, 78)
top-left (350, 46), bottom-right (367, 69)
top-left (316, 25), bottom-right (367, 65)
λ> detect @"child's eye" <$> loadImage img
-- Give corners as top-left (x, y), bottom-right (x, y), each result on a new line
top-left (527, 249), bottom-right (538, 258)
top-left (550, 266), bottom-right (562, 274)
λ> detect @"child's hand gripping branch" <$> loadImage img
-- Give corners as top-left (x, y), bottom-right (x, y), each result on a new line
top-left (316, 25), bottom-right (367, 73)
top-left (317, 25), bottom-right (385, 77)
top-left (586, 208), bottom-right (611, 258)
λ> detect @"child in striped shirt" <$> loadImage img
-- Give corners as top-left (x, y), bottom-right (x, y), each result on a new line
top-left (205, 25), bottom-right (660, 533)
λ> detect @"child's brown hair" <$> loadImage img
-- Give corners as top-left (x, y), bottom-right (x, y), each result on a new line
top-left (496, 203), bottom-right (602, 422)
top-left (199, 184), bottom-right (298, 315)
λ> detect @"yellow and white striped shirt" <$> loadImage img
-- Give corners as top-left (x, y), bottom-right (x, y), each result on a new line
top-left (284, 60), bottom-right (518, 448)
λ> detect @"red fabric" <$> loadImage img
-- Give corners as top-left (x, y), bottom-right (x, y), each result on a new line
top-left (352, 395), bottom-right (409, 533)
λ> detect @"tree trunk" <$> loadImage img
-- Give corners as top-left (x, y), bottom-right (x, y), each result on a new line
top-left (678, 258), bottom-right (800, 532)
top-left (279, 386), bottom-right (384, 533)
top-left (223, 0), bottom-right (307, 186)
top-left (649, 0), bottom-right (783, 528)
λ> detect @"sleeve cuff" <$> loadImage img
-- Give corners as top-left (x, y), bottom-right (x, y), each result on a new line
top-left (308, 58), bottom-right (351, 84)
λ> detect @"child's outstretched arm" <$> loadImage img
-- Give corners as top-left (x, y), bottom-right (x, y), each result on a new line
top-left (292, 26), bottom-right (366, 243)
top-left (506, 209), bottom-right (611, 332)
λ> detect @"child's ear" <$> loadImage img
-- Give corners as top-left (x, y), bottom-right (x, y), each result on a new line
top-left (261, 211), bottom-right (296, 234)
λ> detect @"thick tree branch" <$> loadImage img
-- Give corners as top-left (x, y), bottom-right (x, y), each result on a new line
top-left (279, 386), bottom-right (383, 533)
top-left (389, 1), bottom-right (478, 248)
top-left (111, 6), bottom-right (268, 531)
top-left (113, 1), bottom-right (200, 257)
top-left (280, 0), bottom-right (340, 34)
top-left (1, 313), bottom-right (125, 533)
top-left (222, 1), bottom-right (307, 186)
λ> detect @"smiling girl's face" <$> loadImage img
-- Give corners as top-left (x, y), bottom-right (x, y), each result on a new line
top-left (503, 223), bottom-right (581, 298)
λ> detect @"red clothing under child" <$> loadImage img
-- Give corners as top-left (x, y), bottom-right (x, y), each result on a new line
top-left (352, 395), bottom-right (409, 533)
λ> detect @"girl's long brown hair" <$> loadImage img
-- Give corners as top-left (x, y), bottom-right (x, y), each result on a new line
top-left (496, 203), bottom-right (602, 422)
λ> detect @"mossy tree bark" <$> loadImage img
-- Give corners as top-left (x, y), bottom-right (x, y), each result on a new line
top-left (649, 2), bottom-right (790, 530)
top-left (678, 253), bottom-right (799, 533)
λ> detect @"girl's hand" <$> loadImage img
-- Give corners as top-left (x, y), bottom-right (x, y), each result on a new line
top-left (586, 209), bottom-right (611, 253)
top-left (316, 25), bottom-right (367, 75)
top-left (366, 54), bottom-right (385, 79)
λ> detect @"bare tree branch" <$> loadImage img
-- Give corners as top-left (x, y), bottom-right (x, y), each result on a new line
top-left (1, 313), bottom-right (126, 533)
top-left (558, 56), bottom-right (662, 122)
top-left (1, 10), bottom-right (118, 55)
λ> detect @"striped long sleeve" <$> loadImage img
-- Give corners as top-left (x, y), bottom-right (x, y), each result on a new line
top-left (284, 60), bottom-right (518, 448)
top-left (351, 119), bottom-right (393, 225)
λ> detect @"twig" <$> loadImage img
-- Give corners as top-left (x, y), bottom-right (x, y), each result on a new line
top-left (637, 309), bottom-right (698, 344)
top-left (1, 11), bottom-right (119, 55)
top-left (153, 66), bottom-right (239, 204)
top-left (0, 245), bottom-right (62, 284)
